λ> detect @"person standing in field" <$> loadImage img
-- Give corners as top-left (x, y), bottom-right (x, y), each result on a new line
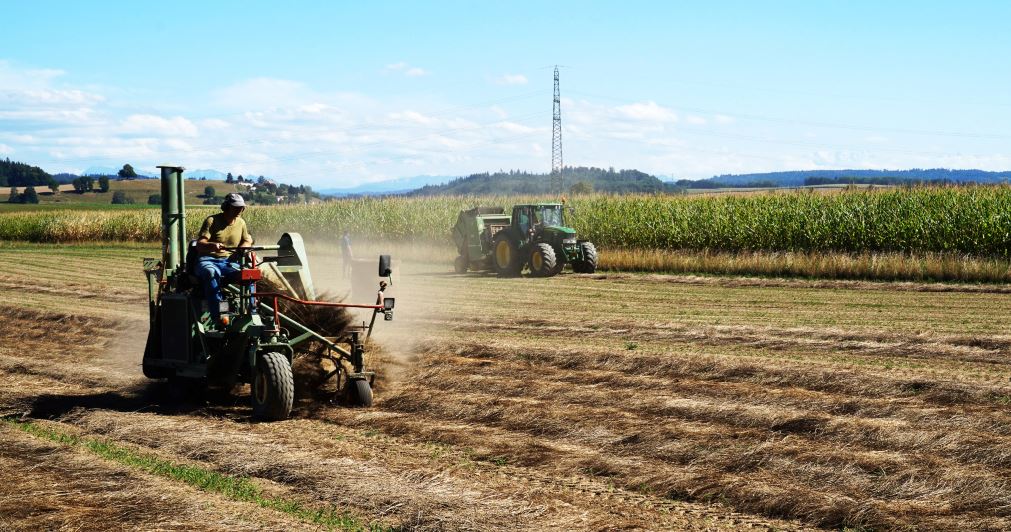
top-left (196, 193), bottom-right (254, 322)
top-left (341, 229), bottom-right (353, 279)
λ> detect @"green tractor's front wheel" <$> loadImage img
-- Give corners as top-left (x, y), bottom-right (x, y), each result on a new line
top-left (492, 233), bottom-right (523, 277)
top-left (252, 351), bottom-right (294, 421)
top-left (572, 242), bottom-right (598, 274)
top-left (529, 243), bottom-right (560, 277)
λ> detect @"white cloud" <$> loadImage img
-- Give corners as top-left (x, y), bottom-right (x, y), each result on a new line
top-left (498, 122), bottom-right (540, 134)
top-left (298, 103), bottom-right (331, 114)
top-left (5, 59), bottom-right (1008, 187)
top-left (213, 78), bottom-right (310, 109)
top-left (121, 114), bottom-right (199, 137)
top-left (0, 61), bottom-right (104, 129)
top-left (615, 101), bottom-right (678, 123)
top-left (0, 60), bottom-right (66, 91)
top-left (200, 118), bottom-right (231, 129)
top-left (0, 108), bottom-right (96, 123)
top-left (388, 110), bottom-right (436, 125)
top-left (497, 74), bottom-right (528, 85)
top-left (5, 89), bottom-right (103, 105)
top-left (489, 105), bottom-right (508, 119)
top-left (385, 62), bottom-right (428, 77)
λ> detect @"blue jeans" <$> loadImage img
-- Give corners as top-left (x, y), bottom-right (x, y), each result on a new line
top-left (196, 256), bottom-right (244, 319)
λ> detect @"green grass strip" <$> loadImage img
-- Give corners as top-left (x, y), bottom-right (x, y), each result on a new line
top-left (1, 416), bottom-right (388, 531)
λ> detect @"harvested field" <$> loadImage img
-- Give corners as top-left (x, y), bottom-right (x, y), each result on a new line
top-left (2, 241), bottom-right (1011, 530)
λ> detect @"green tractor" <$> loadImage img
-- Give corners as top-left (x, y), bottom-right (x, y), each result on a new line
top-left (142, 166), bottom-right (395, 421)
top-left (452, 203), bottom-right (597, 277)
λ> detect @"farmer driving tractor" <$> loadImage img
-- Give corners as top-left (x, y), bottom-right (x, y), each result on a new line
top-left (196, 192), bottom-right (254, 322)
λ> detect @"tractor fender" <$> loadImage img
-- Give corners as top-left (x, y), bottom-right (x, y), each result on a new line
top-left (249, 343), bottom-right (293, 370)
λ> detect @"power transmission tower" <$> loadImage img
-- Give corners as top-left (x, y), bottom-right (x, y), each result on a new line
top-left (550, 66), bottom-right (564, 195)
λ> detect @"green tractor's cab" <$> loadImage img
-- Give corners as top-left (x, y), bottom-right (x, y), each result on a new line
top-left (452, 202), bottom-right (597, 277)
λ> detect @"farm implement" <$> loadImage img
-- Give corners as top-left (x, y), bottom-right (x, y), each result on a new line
top-left (452, 203), bottom-right (597, 277)
top-left (142, 166), bottom-right (395, 420)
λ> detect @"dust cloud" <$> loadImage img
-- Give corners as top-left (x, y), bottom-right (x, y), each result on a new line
top-left (99, 303), bottom-right (152, 381)
top-left (302, 237), bottom-right (461, 385)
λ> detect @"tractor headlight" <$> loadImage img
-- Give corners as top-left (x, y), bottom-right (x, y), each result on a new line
top-left (562, 238), bottom-right (577, 245)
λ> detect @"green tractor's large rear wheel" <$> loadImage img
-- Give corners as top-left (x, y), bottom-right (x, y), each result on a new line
top-left (572, 242), bottom-right (598, 274)
top-left (529, 243), bottom-right (560, 277)
top-left (492, 233), bottom-right (523, 277)
top-left (252, 351), bottom-right (294, 421)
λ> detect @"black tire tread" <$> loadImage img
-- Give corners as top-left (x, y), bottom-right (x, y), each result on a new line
top-left (252, 351), bottom-right (294, 421)
top-left (529, 243), bottom-right (559, 277)
top-left (572, 242), bottom-right (598, 273)
top-left (345, 378), bottom-right (374, 407)
top-left (492, 233), bottom-right (523, 277)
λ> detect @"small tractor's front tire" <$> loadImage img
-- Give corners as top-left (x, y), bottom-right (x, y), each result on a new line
top-left (572, 242), bottom-right (598, 273)
top-left (492, 233), bottom-right (523, 277)
top-left (252, 351), bottom-right (294, 421)
top-left (344, 378), bottom-right (373, 407)
top-left (528, 243), bottom-right (559, 277)
top-left (454, 255), bottom-right (468, 273)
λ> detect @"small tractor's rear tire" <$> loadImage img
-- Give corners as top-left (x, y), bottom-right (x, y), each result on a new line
top-left (528, 243), bottom-right (559, 277)
top-left (572, 242), bottom-right (598, 273)
top-left (344, 378), bottom-right (373, 407)
top-left (492, 233), bottom-right (523, 277)
top-left (454, 255), bottom-right (468, 273)
top-left (252, 351), bottom-right (294, 421)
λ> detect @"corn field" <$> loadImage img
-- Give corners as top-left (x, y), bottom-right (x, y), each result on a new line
top-left (4, 187), bottom-right (1011, 257)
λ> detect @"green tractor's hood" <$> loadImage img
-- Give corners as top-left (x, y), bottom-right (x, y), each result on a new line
top-left (543, 225), bottom-right (577, 238)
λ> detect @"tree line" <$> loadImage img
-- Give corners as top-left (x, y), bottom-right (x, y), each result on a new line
top-left (409, 167), bottom-right (679, 196)
top-left (0, 158), bottom-right (55, 188)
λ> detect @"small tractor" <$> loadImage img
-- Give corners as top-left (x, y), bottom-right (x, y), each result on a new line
top-left (142, 166), bottom-right (395, 420)
top-left (452, 203), bottom-right (597, 277)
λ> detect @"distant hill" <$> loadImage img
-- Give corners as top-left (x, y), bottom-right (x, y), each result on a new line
top-left (409, 167), bottom-right (676, 196)
top-left (82, 165), bottom-right (156, 178)
top-left (52, 173), bottom-right (79, 183)
top-left (320, 175), bottom-right (455, 197)
top-left (685, 169), bottom-right (1011, 188)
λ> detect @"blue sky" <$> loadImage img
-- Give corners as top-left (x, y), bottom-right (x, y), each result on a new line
top-left (1, 1), bottom-right (1009, 187)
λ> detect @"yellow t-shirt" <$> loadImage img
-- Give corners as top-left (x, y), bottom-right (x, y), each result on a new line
top-left (199, 213), bottom-right (251, 258)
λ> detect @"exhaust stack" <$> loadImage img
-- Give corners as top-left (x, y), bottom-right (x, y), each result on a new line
top-left (157, 165), bottom-right (186, 275)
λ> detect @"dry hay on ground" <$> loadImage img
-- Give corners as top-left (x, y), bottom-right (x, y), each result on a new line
top-left (7, 245), bottom-right (1011, 530)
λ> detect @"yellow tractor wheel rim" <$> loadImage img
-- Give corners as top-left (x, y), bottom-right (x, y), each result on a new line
top-left (532, 251), bottom-right (543, 271)
top-left (496, 240), bottom-right (511, 268)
